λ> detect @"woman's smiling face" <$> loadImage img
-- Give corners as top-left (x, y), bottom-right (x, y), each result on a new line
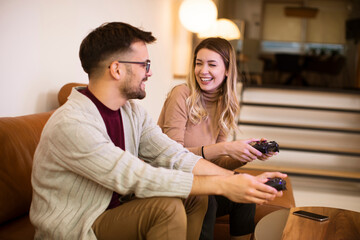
top-left (195, 48), bottom-right (228, 93)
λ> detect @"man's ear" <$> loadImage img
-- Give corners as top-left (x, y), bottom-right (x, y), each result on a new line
top-left (108, 61), bottom-right (122, 80)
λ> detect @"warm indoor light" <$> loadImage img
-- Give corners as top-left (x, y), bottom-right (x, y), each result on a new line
top-left (197, 18), bottom-right (241, 40)
top-left (179, 0), bottom-right (217, 33)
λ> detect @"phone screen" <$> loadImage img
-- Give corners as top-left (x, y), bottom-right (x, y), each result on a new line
top-left (293, 210), bottom-right (329, 222)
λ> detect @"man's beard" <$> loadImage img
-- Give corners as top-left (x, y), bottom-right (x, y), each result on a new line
top-left (122, 68), bottom-right (146, 100)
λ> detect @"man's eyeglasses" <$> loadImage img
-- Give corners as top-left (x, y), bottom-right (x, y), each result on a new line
top-left (115, 60), bottom-right (151, 73)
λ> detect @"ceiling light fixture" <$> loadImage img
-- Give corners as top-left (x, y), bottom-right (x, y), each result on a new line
top-left (179, 0), bottom-right (217, 33)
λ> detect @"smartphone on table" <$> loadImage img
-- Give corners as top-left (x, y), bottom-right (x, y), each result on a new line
top-left (293, 210), bottom-right (329, 222)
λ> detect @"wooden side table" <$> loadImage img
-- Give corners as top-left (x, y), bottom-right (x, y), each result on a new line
top-left (254, 206), bottom-right (360, 240)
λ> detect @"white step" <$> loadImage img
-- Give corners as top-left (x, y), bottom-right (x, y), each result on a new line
top-left (246, 150), bottom-right (360, 173)
top-left (236, 125), bottom-right (360, 154)
top-left (239, 105), bottom-right (360, 132)
top-left (241, 87), bottom-right (360, 111)
top-left (237, 86), bottom-right (360, 180)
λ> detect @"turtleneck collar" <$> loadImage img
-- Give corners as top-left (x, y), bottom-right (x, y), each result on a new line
top-left (201, 86), bottom-right (223, 103)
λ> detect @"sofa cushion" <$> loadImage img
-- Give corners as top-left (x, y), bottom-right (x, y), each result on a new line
top-left (0, 112), bottom-right (52, 224)
top-left (0, 215), bottom-right (34, 240)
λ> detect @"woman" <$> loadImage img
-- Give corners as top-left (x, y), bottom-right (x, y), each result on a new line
top-left (158, 38), bottom-right (275, 240)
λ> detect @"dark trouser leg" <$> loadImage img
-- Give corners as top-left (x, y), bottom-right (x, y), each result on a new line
top-left (199, 195), bottom-right (217, 240)
top-left (215, 195), bottom-right (256, 236)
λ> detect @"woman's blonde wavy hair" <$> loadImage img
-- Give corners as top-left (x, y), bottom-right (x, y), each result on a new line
top-left (186, 37), bottom-right (240, 134)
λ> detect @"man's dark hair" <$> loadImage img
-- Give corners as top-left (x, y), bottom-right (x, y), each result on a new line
top-left (79, 22), bottom-right (156, 76)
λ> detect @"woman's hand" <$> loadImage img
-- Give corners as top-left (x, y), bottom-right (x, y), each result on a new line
top-left (225, 138), bottom-right (278, 162)
top-left (200, 138), bottom-right (277, 164)
top-left (224, 138), bottom-right (263, 163)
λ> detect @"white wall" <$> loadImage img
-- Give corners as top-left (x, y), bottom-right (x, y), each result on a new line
top-left (0, 0), bottom-right (177, 121)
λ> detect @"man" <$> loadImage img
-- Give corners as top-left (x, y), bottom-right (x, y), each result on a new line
top-left (30, 22), bottom-right (286, 240)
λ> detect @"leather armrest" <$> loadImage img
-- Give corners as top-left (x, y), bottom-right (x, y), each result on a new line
top-left (58, 82), bottom-right (87, 106)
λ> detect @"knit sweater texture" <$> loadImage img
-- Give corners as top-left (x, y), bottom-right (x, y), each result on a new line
top-left (158, 84), bottom-right (227, 153)
top-left (158, 84), bottom-right (241, 170)
top-left (30, 87), bottom-right (201, 239)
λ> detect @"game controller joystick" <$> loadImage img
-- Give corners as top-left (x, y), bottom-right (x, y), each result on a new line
top-left (265, 178), bottom-right (287, 191)
top-left (251, 140), bottom-right (279, 154)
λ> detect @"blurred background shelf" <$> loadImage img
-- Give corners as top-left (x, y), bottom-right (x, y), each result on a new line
top-left (236, 85), bottom-right (360, 182)
top-left (239, 120), bottom-right (360, 134)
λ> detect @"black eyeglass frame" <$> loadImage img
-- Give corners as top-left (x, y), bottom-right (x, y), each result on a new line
top-left (113, 60), bottom-right (151, 73)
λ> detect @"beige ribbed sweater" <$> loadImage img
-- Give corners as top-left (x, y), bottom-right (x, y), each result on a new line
top-left (30, 87), bottom-right (201, 239)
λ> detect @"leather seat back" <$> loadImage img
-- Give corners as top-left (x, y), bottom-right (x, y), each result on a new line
top-left (0, 112), bottom-right (52, 224)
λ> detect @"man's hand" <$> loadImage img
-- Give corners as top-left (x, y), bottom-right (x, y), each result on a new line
top-left (219, 172), bottom-right (287, 205)
top-left (190, 157), bottom-right (287, 205)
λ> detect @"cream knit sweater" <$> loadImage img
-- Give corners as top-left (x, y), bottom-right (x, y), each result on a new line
top-left (30, 87), bottom-right (200, 239)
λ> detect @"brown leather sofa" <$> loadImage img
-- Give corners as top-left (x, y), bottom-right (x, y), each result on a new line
top-left (0, 83), bottom-right (295, 240)
top-left (0, 111), bottom-right (53, 240)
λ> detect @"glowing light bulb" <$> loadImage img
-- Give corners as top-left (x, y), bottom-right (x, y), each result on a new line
top-left (179, 0), bottom-right (218, 33)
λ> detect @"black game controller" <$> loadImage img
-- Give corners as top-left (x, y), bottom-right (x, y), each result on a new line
top-left (265, 178), bottom-right (287, 191)
top-left (251, 140), bottom-right (279, 154)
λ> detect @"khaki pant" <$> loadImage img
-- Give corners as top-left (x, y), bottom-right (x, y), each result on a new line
top-left (92, 196), bottom-right (208, 240)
